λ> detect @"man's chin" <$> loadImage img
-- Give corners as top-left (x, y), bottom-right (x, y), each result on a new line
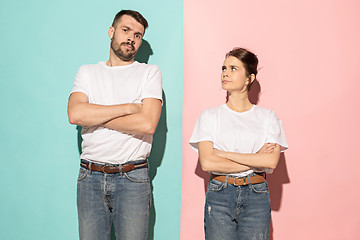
top-left (114, 50), bottom-right (136, 61)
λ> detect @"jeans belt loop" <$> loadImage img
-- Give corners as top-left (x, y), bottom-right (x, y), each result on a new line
top-left (88, 162), bottom-right (92, 174)
top-left (224, 175), bottom-right (228, 188)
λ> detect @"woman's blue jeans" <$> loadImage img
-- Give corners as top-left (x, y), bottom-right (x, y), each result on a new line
top-left (77, 160), bottom-right (151, 240)
top-left (204, 174), bottom-right (271, 240)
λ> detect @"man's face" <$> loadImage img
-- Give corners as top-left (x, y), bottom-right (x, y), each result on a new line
top-left (109, 15), bottom-right (145, 61)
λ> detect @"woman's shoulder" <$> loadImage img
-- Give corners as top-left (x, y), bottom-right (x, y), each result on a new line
top-left (253, 105), bottom-right (283, 123)
top-left (253, 105), bottom-right (275, 115)
top-left (200, 104), bottom-right (225, 117)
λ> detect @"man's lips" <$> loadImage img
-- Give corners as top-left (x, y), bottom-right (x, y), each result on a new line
top-left (122, 42), bottom-right (135, 50)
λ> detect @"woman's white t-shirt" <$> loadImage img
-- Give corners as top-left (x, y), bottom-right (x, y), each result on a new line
top-left (189, 104), bottom-right (288, 177)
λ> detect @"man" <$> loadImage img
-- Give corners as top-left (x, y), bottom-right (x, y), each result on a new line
top-left (67, 10), bottom-right (162, 240)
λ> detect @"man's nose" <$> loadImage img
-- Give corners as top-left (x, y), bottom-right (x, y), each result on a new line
top-left (127, 35), bottom-right (135, 43)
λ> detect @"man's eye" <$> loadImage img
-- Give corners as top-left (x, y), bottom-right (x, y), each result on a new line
top-left (123, 29), bottom-right (128, 32)
top-left (135, 34), bottom-right (141, 39)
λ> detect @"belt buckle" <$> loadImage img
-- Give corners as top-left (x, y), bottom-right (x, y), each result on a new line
top-left (233, 176), bottom-right (247, 186)
top-left (101, 164), bottom-right (112, 173)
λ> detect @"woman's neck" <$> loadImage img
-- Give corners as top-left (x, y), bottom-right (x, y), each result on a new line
top-left (226, 91), bottom-right (253, 113)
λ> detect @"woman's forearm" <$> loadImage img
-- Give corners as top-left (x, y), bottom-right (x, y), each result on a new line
top-left (198, 141), bottom-right (250, 173)
top-left (214, 145), bottom-right (281, 169)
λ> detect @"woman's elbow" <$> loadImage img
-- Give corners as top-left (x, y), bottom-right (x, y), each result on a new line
top-left (267, 156), bottom-right (280, 170)
top-left (201, 163), bottom-right (210, 172)
top-left (199, 157), bottom-right (212, 172)
top-left (267, 163), bottom-right (277, 170)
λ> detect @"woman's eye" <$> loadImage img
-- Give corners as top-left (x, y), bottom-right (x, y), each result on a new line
top-left (231, 67), bottom-right (236, 71)
top-left (222, 67), bottom-right (226, 71)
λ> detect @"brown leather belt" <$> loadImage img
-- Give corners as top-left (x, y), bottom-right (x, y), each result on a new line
top-left (80, 160), bottom-right (148, 174)
top-left (211, 173), bottom-right (266, 186)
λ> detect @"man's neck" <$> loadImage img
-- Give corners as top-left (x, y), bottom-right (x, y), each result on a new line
top-left (107, 53), bottom-right (134, 67)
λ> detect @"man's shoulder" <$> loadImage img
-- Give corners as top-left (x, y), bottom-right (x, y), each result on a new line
top-left (77, 62), bottom-right (104, 71)
top-left (134, 62), bottom-right (160, 71)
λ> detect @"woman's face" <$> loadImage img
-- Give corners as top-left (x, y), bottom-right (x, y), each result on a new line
top-left (221, 56), bottom-right (250, 93)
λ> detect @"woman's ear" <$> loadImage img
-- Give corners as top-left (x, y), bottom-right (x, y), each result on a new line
top-left (250, 74), bottom-right (256, 83)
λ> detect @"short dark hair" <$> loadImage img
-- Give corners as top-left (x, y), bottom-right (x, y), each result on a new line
top-left (112, 10), bottom-right (148, 33)
top-left (226, 48), bottom-right (258, 90)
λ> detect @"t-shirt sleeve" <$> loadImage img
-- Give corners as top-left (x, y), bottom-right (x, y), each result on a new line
top-left (266, 111), bottom-right (288, 152)
top-left (71, 65), bottom-right (89, 97)
top-left (189, 111), bottom-right (214, 152)
top-left (139, 65), bottom-right (162, 102)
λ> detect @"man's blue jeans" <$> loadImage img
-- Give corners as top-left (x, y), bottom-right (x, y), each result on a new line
top-left (77, 160), bottom-right (151, 240)
top-left (204, 174), bottom-right (271, 240)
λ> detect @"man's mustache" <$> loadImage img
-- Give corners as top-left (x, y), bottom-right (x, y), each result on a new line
top-left (121, 42), bottom-right (135, 50)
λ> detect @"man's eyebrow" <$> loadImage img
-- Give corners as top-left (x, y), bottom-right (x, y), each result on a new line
top-left (134, 31), bottom-right (143, 37)
top-left (120, 25), bottom-right (143, 36)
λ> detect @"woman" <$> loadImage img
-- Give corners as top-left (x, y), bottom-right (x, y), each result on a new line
top-left (190, 47), bottom-right (288, 240)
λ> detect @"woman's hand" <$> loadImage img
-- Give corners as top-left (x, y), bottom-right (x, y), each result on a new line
top-left (257, 143), bottom-right (276, 153)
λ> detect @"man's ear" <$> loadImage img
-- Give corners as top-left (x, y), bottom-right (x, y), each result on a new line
top-left (108, 26), bottom-right (115, 39)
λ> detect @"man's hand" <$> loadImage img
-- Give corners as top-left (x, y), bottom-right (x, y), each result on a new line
top-left (130, 103), bottom-right (143, 114)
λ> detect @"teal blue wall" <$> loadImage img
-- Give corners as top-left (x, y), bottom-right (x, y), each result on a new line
top-left (0, 1), bottom-right (182, 239)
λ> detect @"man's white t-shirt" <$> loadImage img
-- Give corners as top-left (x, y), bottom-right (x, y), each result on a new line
top-left (189, 104), bottom-right (288, 177)
top-left (71, 61), bottom-right (162, 165)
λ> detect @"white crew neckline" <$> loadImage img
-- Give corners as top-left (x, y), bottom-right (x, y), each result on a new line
top-left (223, 103), bottom-right (256, 115)
top-left (99, 61), bottom-right (139, 69)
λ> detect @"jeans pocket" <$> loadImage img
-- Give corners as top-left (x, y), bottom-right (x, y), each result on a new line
top-left (124, 168), bottom-right (149, 183)
top-left (78, 167), bottom-right (88, 181)
top-left (207, 179), bottom-right (225, 192)
top-left (250, 181), bottom-right (269, 193)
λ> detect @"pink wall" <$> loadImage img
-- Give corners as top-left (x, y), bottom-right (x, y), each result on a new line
top-left (181, 0), bottom-right (360, 239)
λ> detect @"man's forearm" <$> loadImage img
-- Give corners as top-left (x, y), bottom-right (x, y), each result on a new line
top-left (102, 112), bottom-right (157, 135)
top-left (68, 102), bottom-right (140, 127)
top-left (103, 98), bottom-right (162, 135)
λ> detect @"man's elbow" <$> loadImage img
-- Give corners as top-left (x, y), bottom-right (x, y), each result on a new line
top-left (68, 111), bottom-right (83, 126)
top-left (68, 113), bottom-right (77, 125)
top-left (141, 122), bottom-right (158, 135)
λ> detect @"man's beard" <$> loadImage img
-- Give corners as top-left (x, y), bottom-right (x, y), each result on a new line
top-left (111, 39), bottom-right (137, 62)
